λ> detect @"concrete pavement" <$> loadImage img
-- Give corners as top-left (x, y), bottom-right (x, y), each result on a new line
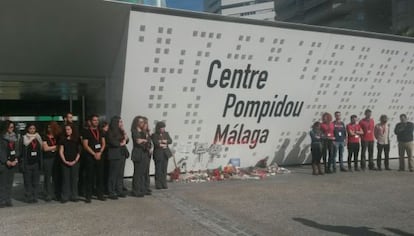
top-left (1, 159), bottom-right (413, 236)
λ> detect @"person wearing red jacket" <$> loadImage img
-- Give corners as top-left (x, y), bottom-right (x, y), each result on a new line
top-left (359, 109), bottom-right (376, 170)
top-left (347, 115), bottom-right (364, 171)
top-left (320, 112), bottom-right (335, 173)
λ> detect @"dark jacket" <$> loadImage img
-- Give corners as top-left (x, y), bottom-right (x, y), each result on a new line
top-left (151, 132), bottom-right (173, 160)
top-left (394, 122), bottom-right (414, 142)
top-left (131, 129), bottom-right (151, 162)
top-left (106, 131), bottom-right (129, 161)
top-left (21, 137), bottom-right (43, 171)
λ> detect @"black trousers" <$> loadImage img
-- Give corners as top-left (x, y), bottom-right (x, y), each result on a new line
top-left (322, 140), bottom-right (334, 170)
top-left (348, 142), bottom-right (360, 168)
top-left (84, 156), bottom-right (105, 199)
top-left (361, 141), bottom-right (375, 169)
top-left (377, 143), bottom-right (390, 169)
top-left (132, 155), bottom-right (149, 195)
top-left (43, 157), bottom-right (55, 198)
top-left (53, 157), bottom-right (62, 200)
top-left (61, 162), bottom-right (79, 201)
top-left (108, 159), bottom-right (124, 196)
top-left (119, 157), bottom-right (126, 191)
top-left (23, 163), bottom-right (40, 201)
top-left (311, 144), bottom-right (322, 164)
top-left (0, 164), bottom-right (15, 204)
top-left (154, 157), bottom-right (169, 188)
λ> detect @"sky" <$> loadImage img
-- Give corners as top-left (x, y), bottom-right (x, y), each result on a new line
top-left (166, 0), bottom-right (204, 11)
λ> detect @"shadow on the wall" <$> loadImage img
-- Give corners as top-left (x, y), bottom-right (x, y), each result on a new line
top-left (283, 132), bottom-right (307, 165)
top-left (293, 217), bottom-right (386, 236)
top-left (270, 138), bottom-right (290, 166)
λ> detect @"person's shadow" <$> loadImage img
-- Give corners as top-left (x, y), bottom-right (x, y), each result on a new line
top-left (293, 217), bottom-right (386, 236)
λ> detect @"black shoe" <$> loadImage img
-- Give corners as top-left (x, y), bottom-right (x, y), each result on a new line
top-left (369, 167), bottom-right (377, 171)
top-left (71, 198), bottom-right (79, 202)
top-left (118, 193), bottom-right (127, 198)
top-left (45, 196), bottom-right (52, 202)
top-left (340, 168), bottom-right (347, 172)
top-left (5, 201), bottom-right (13, 207)
top-left (0, 203), bottom-right (6, 208)
top-left (97, 196), bottom-right (106, 201)
top-left (377, 168), bottom-right (382, 171)
top-left (147, 189), bottom-right (152, 193)
top-left (385, 167), bottom-right (391, 171)
top-left (145, 192), bottom-right (152, 195)
top-left (85, 198), bottom-right (91, 203)
top-left (155, 186), bottom-right (163, 190)
top-left (61, 199), bottom-right (68, 204)
top-left (33, 199), bottom-right (38, 203)
top-left (108, 195), bottom-right (118, 200)
top-left (162, 186), bottom-right (168, 189)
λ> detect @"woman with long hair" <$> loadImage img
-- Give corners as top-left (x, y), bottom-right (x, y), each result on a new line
top-left (21, 123), bottom-right (43, 203)
top-left (130, 116), bottom-right (152, 197)
top-left (42, 121), bottom-right (61, 201)
top-left (309, 121), bottom-right (323, 175)
top-left (106, 116), bottom-right (129, 199)
top-left (151, 121), bottom-right (173, 189)
top-left (59, 124), bottom-right (80, 203)
top-left (0, 121), bottom-right (20, 207)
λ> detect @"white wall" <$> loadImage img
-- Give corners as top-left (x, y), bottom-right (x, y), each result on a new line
top-left (121, 9), bottom-right (414, 176)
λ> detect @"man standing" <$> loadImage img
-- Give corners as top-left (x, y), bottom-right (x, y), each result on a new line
top-left (347, 115), bottom-right (364, 171)
top-left (374, 115), bottom-right (390, 171)
top-left (359, 109), bottom-right (376, 170)
top-left (394, 114), bottom-right (414, 172)
top-left (333, 111), bottom-right (347, 172)
top-left (82, 115), bottom-right (106, 202)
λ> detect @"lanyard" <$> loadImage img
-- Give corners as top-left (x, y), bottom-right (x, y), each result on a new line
top-left (90, 128), bottom-right (100, 141)
top-left (8, 141), bottom-right (15, 150)
top-left (48, 136), bottom-right (56, 146)
top-left (31, 140), bottom-right (37, 150)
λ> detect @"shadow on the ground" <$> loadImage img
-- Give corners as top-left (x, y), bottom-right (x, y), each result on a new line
top-left (293, 217), bottom-right (385, 236)
top-left (383, 227), bottom-right (414, 236)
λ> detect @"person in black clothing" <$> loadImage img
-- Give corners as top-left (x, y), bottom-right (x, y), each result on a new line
top-left (21, 123), bottom-right (43, 203)
top-left (151, 121), bottom-right (173, 189)
top-left (309, 121), bottom-right (323, 175)
top-left (394, 114), bottom-right (414, 172)
top-left (42, 121), bottom-right (61, 202)
top-left (106, 116), bottom-right (129, 199)
top-left (59, 124), bottom-right (81, 203)
top-left (82, 114), bottom-right (106, 203)
top-left (0, 121), bottom-right (20, 207)
top-left (130, 116), bottom-right (151, 197)
top-left (100, 121), bottom-right (110, 195)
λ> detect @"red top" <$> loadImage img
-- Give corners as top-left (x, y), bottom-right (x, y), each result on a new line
top-left (320, 122), bottom-right (335, 140)
top-left (359, 118), bottom-right (375, 141)
top-left (347, 123), bottom-right (362, 143)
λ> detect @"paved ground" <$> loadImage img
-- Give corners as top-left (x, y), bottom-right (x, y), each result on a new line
top-left (1, 159), bottom-right (413, 236)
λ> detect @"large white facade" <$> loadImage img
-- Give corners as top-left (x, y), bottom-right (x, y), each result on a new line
top-left (120, 7), bottom-right (414, 176)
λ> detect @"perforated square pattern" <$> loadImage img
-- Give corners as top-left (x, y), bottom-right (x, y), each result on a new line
top-left (121, 10), bottom-right (414, 173)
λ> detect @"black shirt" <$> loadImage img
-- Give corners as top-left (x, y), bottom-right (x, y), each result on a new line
top-left (59, 137), bottom-right (80, 162)
top-left (82, 128), bottom-right (104, 153)
top-left (43, 135), bottom-right (58, 159)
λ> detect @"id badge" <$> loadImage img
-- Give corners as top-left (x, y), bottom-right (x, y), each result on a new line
top-left (327, 133), bottom-right (332, 137)
top-left (94, 144), bottom-right (101, 151)
top-left (355, 135), bottom-right (359, 138)
top-left (10, 150), bottom-right (16, 156)
top-left (31, 151), bottom-right (37, 157)
top-left (338, 132), bottom-right (342, 136)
